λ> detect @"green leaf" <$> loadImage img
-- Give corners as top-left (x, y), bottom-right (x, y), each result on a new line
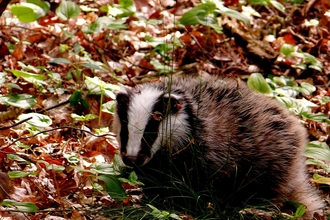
top-left (270, 0), bottom-right (285, 13)
top-left (292, 82), bottom-right (316, 95)
top-left (280, 43), bottom-right (294, 56)
top-left (18, 113), bottom-right (52, 127)
top-left (71, 113), bottom-right (98, 121)
top-left (309, 64), bottom-right (322, 72)
top-left (56, 1), bottom-right (81, 21)
top-left (0, 72), bottom-right (6, 85)
top-left (10, 3), bottom-right (45, 22)
top-left (247, 73), bottom-right (272, 94)
top-left (8, 171), bottom-right (32, 178)
top-left (180, 2), bottom-right (216, 25)
top-left (301, 112), bottom-right (328, 123)
top-left (7, 154), bottom-right (32, 166)
top-left (294, 204), bottom-right (306, 218)
top-left (305, 141), bottom-right (330, 161)
top-left (312, 173), bottom-right (330, 185)
top-left (84, 76), bottom-right (120, 98)
top-left (63, 153), bottom-right (80, 164)
top-left (271, 75), bottom-right (294, 86)
top-left (49, 58), bottom-right (72, 64)
top-left (81, 63), bottom-right (100, 69)
top-left (94, 127), bottom-right (109, 135)
top-left (217, 8), bottom-right (249, 24)
top-left (11, 6), bottom-right (36, 22)
top-left (0, 94), bottom-right (36, 109)
top-left (102, 100), bottom-right (116, 114)
top-left (10, 70), bottom-right (44, 80)
top-left (98, 175), bottom-right (127, 201)
top-left (82, 17), bottom-right (128, 34)
top-left (118, 0), bottom-right (136, 17)
top-left (1, 199), bottom-right (39, 212)
top-left (150, 59), bottom-right (173, 74)
top-left (302, 52), bottom-right (319, 65)
top-left (147, 204), bottom-right (182, 220)
top-left (27, 0), bottom-right (50, 14)
top-left (10, 69), bottom-right (46, 86)
top-left (321, 96), bottom-right (330, 105)
top-left (306, 159), bottom-right (330, 172)
top-left (79, 5), bottom-right (98, 12)
top-left (87, 162), bottom-right (117, 175)
top-left (118, 171), bottom-right (144, 186)
top-left (69, 90), bottom-right (89, 108)
top-left (37, 160), bottom-right (65, 172)
top-left (248, 0), bottom-right (269, 6)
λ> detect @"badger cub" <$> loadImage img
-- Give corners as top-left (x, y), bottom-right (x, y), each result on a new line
top-left (113, 76), bottom-right (323, 217)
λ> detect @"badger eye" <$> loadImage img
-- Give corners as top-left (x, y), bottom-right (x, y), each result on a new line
top-left (152, 111), bottom-right (163, 121)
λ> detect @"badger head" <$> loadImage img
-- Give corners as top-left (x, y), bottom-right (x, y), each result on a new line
top-left (112, 85), bottom-right (190, 167)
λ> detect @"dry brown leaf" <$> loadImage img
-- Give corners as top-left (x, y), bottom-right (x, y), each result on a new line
top-left (0, 172), bottom-right (9, 203)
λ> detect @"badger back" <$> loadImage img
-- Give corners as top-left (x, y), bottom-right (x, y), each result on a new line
top-left (112, 80), bottom-right (194, 167)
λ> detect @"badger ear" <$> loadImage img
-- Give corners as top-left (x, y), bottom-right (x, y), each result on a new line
top-left (116, 91), bottom-right (131, 111)
top-left (163, 94), bottom-right (183, 114)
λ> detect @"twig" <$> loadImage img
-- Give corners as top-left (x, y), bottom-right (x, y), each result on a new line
top-left (0, 117), bottom-right (32, 130)
top-left (37, 99), bottom-right (70, 113)
top-left (0, 126), bottom-right (115, 151)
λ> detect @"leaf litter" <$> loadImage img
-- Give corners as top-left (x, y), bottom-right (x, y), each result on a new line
top-left (0, 0), bottom-right (329, 219)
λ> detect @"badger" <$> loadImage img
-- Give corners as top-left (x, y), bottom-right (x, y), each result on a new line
top-left (112, 75), bottom-right (323, 218)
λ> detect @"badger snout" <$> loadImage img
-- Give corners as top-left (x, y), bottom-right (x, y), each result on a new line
top-left (121, 153), bottom-right (148, 167)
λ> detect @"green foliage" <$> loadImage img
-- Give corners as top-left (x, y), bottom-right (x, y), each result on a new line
top-left (248, 0), bottom-right (285, 12)
top-left (312, 174), bottom-right (330, 185)
top-left (8, 170), bottom-right (35, 178)
top-left (180, 0), bottom-right (249, 33)
top-left (147, 204), bottom-right (182, 220)
top-left (56, 1), bottom-right (81, 21)
top-left (279, 43), bottom-right (323, 72)
top-left (85, 76), bottom-right (120, 99)
top-left (69, 90), bottom-right (90, 108)
top-left (102, 100), bottom-right (116, 115)
top-left (10, 69), bottom-right (46, 87)
top-left (1, 199), bottom-right (39, 212)
top-left (8, 154), bottom-right (32, 166)
top-left (97, 175), bottom-right (127, 201)
top-left (10, 1), bottom-right (49, 22)
top-left (82, 17), bottom-right (128, 33)
top-left (37, 161), bottom-right (66, 172)
top-left (49, 58), bottom-right (72, 65)
top-left (28, 0), bottom-right (50, 13)
top-left (107, 0), bottom-right (136, 17)
top-left (247, 73), bottom-right (272, 94)
top-left (305, 141), bottom-right (330, 172)
top-left (118, 171), bottom-right (144, 186)
top-left (71, 113), bottom-right (99, 122)
top-left (0, 94), bottom-right (36, 109)
top-left (145, 36), bottom-right (182, 61)
top-left (301, 112), bottom-right (329, 123)
top-left (247, 73), bottom-right (328, 124)
top-left (150, 59), bottom-right (173, 74)
top-left (283, 0), bottom-right (305, 4)
top-left (63, 153), bottom-right (80, 164)
top-left (18, 113), bottom-right (52, 128)
top-left (283, 201), bottom-right (306, 218)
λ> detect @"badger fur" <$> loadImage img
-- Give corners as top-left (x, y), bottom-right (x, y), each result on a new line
top-left (112, 76), bottom-right (323, 217)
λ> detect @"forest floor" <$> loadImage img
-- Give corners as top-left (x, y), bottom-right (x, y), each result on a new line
top-left (0, 0), bottom-right (329, 219)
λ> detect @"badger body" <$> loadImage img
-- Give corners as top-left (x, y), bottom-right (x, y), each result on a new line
top-left (113, 76), bottom-right (323, 217)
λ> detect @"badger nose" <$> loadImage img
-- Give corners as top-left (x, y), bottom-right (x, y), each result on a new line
top-left (125, 156), bottom-right (138, 163)
top-left (122, 155), bottom-right (139, 166)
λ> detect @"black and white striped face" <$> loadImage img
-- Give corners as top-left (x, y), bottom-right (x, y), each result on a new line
top-left (113, 85), bottom-right (189, 167)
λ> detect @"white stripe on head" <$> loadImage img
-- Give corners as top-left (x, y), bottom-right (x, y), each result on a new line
top-left (126, 86), bottom-right (163, 157)
top-left (150, 106), bottom-right (189, 156)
